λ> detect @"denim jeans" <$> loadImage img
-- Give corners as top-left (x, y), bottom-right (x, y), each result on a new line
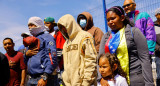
top-left (27, 76), bottom-right (41, 86)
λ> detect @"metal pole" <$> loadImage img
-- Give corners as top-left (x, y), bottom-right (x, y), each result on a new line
top-left (103, 0), bottom-right (108, 32)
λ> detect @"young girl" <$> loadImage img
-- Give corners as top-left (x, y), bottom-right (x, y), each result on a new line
top-left (98, 53), bottom-right (128, 86)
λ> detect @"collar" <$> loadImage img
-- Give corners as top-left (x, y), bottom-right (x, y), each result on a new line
top-left (127, 10), bottom-right (139, 18)
top-left (36, 32), bottom-right (44, 37)
top-left (154, 21), bottom-right (160, 27)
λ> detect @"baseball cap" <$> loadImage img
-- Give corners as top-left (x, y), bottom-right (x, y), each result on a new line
top-left (23, 36), bottom-right (40, 50)
top-left (21, 32), bottom-right (31, 37)
top-left (44, 17), bottom-right (57, 26)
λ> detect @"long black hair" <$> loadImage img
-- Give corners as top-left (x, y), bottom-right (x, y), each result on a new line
top-left (106, 6), bottom-right (134, 27)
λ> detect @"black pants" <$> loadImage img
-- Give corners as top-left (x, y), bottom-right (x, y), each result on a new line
top-left (157, 79), bottom-right (160, 86)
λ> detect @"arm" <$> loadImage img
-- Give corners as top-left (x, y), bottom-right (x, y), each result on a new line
top-left (38, 37), bottom-right (58, 86)
top-left (81, 37), bottom-right (97, 86)
top-left (99, 33), bottom-right (109, 56)
top-left (94, 28), bottom-right (104, 53)
top-left (20, 70), bottom-right (26, 86)
top-left (43, 38), bottom-right (58, 74)
top-left (20, 53), bottom-right (26, 86)
top-left (144, 13), bottom-right (156, 55)
top-left (133, 28), bottom-right (154, 86)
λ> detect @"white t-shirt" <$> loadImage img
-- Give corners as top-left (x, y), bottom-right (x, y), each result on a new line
top-left (97, 74), bottom-right (128, 86)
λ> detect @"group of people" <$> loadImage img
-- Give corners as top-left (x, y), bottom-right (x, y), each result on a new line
top-left (1, 0), bottom-right (160, 86)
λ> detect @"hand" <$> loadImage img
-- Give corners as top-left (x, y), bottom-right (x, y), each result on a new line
top-left (9, 60), bottom-right (16, 68)
top-left (20, 83), bottom-right (24, 86)
top-left (100, 78), bottom-right (110, 86)
top-left (26, 47), bottom-right (39, 57)
top-left (37, 78), bottom-right (47, 86)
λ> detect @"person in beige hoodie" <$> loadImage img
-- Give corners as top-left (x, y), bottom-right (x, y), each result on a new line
top-left (77, 12), bottom-right (104, 53)
top-left (57, 14), bottom-right (97, 86)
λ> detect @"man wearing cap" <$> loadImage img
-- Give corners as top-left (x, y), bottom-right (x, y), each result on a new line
top-left (154, 8), bottom-right (160, 86)
top-left (25, 16), bottom-right (58, 86)
top-left (44, 17), bottom-right (65, 86)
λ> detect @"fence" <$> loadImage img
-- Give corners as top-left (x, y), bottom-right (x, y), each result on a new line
top-left (0, 0), bottom-right (160, 53)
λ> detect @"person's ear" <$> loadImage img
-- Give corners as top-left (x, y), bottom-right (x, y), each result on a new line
top-left (113, 63), bottom-right (118, 71)
top-left (121, 15), bottom-right (125, 22)
top-left (133, 3), bottom-right (136, 10)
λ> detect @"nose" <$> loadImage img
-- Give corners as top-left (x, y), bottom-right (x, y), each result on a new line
top-left (108, 20), bottom-right (113, 25)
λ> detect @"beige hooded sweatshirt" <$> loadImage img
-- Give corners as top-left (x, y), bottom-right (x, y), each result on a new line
top-left (57, 14), bottom-right (97, 86)
top-left (77, 12), bottom-right (104, 53)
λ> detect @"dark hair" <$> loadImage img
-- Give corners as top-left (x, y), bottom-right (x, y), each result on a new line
top-left (77, 14), bottom-right (87, 24)
top-left (3, 37), bottom-right (14, 44)
top-left (98, 52), bottom-right (127, 82)
top-left (106, 6), bottom-right (134, 26)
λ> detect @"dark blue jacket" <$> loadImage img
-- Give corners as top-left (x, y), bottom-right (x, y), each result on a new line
top-left (24, 32), bottom-right (57, 75)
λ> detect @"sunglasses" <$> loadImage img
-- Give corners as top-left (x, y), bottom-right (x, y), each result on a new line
top-left (122, 3), bottom-right (134, 8)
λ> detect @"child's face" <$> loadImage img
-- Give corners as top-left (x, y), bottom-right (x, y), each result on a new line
top-left (99, 57), bottom-right (112, 78)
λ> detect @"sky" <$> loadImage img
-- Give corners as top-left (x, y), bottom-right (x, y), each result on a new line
top-left (0, 0), bottom-right (159, 54)
top-left (0, 0), bottom-right (103, 53)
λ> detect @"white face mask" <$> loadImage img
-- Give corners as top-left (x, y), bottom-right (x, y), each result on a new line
top-left (29, 27), bottom-right (44, 36)
top-left (44, 26), bottom-right (49, 32)
top-left (80, 19), bottom-right (87, 29)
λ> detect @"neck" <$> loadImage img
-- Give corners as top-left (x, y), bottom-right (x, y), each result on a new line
top-left (7, 50), bottom-right (16, 56)
top-left (102, 75), bottom-right (113, 81)
top-left (157, 20), bottom-right (160, 25)
top-left (49, 28), bottom-right (54, 33)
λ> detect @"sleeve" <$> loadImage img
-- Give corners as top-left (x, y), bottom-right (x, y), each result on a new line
top-left (94, 28), bottom-right (104, 53)
top-left (81, 37), bottom-right (97, 86)
top-left (133, 28), bottom-right (154, 86)
top-left (99, 33), bottom-right (108, 56)
top-left (23, 48), bottom-right (29, 65)
top-left (155, 34), bottom-right (160, 51)
top-left (19, 53), bottom-right (27, 70)
top-left (144, 13), bottom-right (156, 55)
top-left (119, 78), bottom-right (128, 86)
top-left (43, 37), bottom-right (58, 74)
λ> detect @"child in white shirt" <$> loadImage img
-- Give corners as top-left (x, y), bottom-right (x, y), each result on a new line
top-left (98, 53), bottom-right (128, 86)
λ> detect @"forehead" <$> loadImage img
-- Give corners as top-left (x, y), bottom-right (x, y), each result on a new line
top-left (124, 0), bottom-right (134, 5)
top-left (99, 57), bottom-right (109, 64)
top-left (3, 39), bottom-right (13, 43)
top-left (107, 11), bottom-right (118, 18)
top-left (28, 23), bottom-right (36, 26)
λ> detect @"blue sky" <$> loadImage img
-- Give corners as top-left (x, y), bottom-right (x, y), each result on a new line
top-left (0, 0), bottom-right (159, 54)
top-left (0, 0), bottom-right (103, 53)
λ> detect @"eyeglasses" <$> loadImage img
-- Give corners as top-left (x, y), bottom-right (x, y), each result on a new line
top-left (122, 3), bottom-right (134, 8)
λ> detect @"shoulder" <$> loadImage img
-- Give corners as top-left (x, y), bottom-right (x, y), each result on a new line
top-left (39, 33), bottom-right (55, 41)
top-left (115, 74), bottom-right (127, 83)
top-left (103, 31), bottom-right (111, 38)
top-left (0, 52), bottom-right (7, 61)
top-left (79, 30), bottom-right (93, 38)
top-left (136, 12), bottom-right (150, 20)
top-left (16, 51), bottom-right (24, 58)
top-left (95, 27), bottom-right (104, 34)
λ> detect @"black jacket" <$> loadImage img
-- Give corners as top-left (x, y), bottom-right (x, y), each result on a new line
top-left (0, 52), bottom-right (10, 86)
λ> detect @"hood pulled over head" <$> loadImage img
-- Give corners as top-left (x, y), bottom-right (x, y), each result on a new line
top-left (77, 12), bottom-right (94, 31)
top-left (57, 14), bottom-right (82, 40)
top-left (28, 16), bottom-right (45, 36)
